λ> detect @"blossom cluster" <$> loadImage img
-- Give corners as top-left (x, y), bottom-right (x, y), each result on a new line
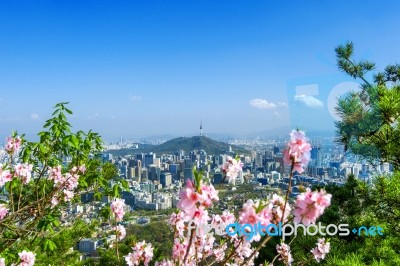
top-left (48, 165), bottom-right (86, 208)
top-left (167, 177), bottom-right (260, 265)
top-left (221, 156), bottom-right (244, 183)
top-left (0, 204), bottom-right (8, 220)
top-left (0, 164), bottom-right (12, 187)
top-left (14, 163), bottom-right (33, 184)
top-left (237, 195), bottom-right (292, 241)
top-left (293, 188), bottom-right (332, 225)
top-left (5, 136), bottom-right (22, 154)
top-left (310, 238), bottom-right (330, 263)
top-left (114, 224), bottom-right (126, 241)
top-left (276, 243), bottom-right (294, 266)
top-left (18, 250), bottom-right (36, 266)
top-left (110, 198), bottom-right (126, 221)
top-left (125, 241), bottom-right (154, 266)
top-left (0, 137), bottom-right (34, 188)
top-left (0, 163), bottom-right (33, 188)
top-left (283, 130), bottom-right (312, 174)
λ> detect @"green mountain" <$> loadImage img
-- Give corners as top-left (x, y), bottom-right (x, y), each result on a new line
top-left (107, 136), bottom-right (249, 156)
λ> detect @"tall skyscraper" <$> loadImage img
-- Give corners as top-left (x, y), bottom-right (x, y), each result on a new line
top-left (311, 146), bottom-right (322, 168)
top-left (144, 153), bottom-right (155, 167)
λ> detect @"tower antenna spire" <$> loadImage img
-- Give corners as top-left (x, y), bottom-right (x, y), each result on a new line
top-left (200, 120), bottom-right (203, 136)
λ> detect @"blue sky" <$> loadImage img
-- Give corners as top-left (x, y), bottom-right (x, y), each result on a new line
top-left (0, 1), bottom-right (399, 140)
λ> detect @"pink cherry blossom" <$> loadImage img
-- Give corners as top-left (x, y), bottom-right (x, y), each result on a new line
top-left (186, 206), bottom-right (210, 225)
top-left (0, 257), bottom-right (5, 266)
top-left (293, 188), bottom-right (331, 225)
top-left (18, 250), bottom-right (35, 266)
top-left (213, 243), bottom-right (228, 262)
top-left (125, 241), bottom-right (154, 266)
top-left (258, 206), bottom-right (272, 227)
top-left (110, 198), bottom-right (125, 221)
top-left (221, 210), bottom-right (236, 224)
top-left (239, 200), bottom-right (260, 225)
top-left (283, 130), bottom-right (311, 174)
top-left (276, 243), bottom-right (293, 266)
top-left (0, 165), bottom-right (12, 187)
top-left (168, 211), bottom-right (184, 228)
top-left (311, 238), bottom-right (330, 262)
top-left (48, 166), bottom-right (63, 185)
top-left (63, 190), bottom-right (75, 202)
top-left (200, 183), bottom-right (219, 207)
top-left (172, 238), bottom-right (187, 261)
top-left (221, 156), bottom-right (244, 183)
top-left (0, 204), bottom-right (8, 220)
top-left (114, 225), bottom-right (126, 241)
top-left (229, 238), bottom-right (257, 264)
top-left (211, 210), bottom-right (235, 236)
top-left (78, 164), bottom-right (86, 173)
top-left (177, 180), bottom-right (200, 213)
top-left (50, 196), bottom-right (59, 209)
top-left (64, 173), bottom-right (79, 190)
top-left (5, 136), bottom-right (22, 154)
top-left (268, 194), bottom-right (291, 224)
top-left (14, 163), bottom-right (33, 184)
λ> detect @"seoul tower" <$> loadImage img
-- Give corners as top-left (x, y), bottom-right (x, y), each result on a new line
top-left (200, 120), bottom-right (203, 137)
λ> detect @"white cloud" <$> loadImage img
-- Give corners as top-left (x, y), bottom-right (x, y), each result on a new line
top-left (31, 113), bottom-right (39, 120)
top-left (249, 99), bottom-right (277, 109)
top-left (277, 102), bottom-right (287, 107)
top-left (129, 95), bottom-right (142, 102)
top-left (294, 95), bottom-right (324, 108)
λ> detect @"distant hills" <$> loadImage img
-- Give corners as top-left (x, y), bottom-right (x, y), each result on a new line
top-left (107, 136), bottom-right (250, 157)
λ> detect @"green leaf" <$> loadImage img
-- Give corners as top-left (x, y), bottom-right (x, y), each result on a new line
top-left (65, 108), bottom-right (73, 115)
top-left (70, 135), bottom-right (79, 148)
top-left (112, 184), bottom-right (120, 197)
top-left (43, 239), bottom-right (57, 252)
top-left (94, 191), bottom-right (103, 200)
top-left (39, 144), bottom-right (47, 154)
top-left (100, 206), bottom-right (111, 220)
top-left (119, 179), bottom-right (130, 191)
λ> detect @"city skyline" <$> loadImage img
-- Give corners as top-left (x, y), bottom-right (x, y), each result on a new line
top-left (1, 1), bottom-right (400, 140)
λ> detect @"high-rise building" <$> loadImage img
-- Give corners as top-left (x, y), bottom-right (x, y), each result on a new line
top-left (153, 158), bottom-right (161, 168)
top-left (184, 163), bottom-right (194, 181)
top-left (311, 146), bottom-right (322, 167)
top-left (127, 167), bottom-right (135, 179)
top-left (135, 167), bottom-right (142, 181)
top-left (274, 154), bottom-right (284, 174)
top-left (141, 168), bottom-right (148, 181)
top-left (144, 153), bottom-right (155, 167)
top-left (136, 153), bottom-right (144, 162)
top-left (102, 153), bottom-right (113, 163)
top-left (199, 150), bottom-right (207, 165)
top-left (169, 164), bottom-right (180, 181)
top-left (213, 172), bottom-right (224, 184)
top-left (160, 172), bottom-right (172, 187)
top-left (148, 165), bottom-right (160, 182)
